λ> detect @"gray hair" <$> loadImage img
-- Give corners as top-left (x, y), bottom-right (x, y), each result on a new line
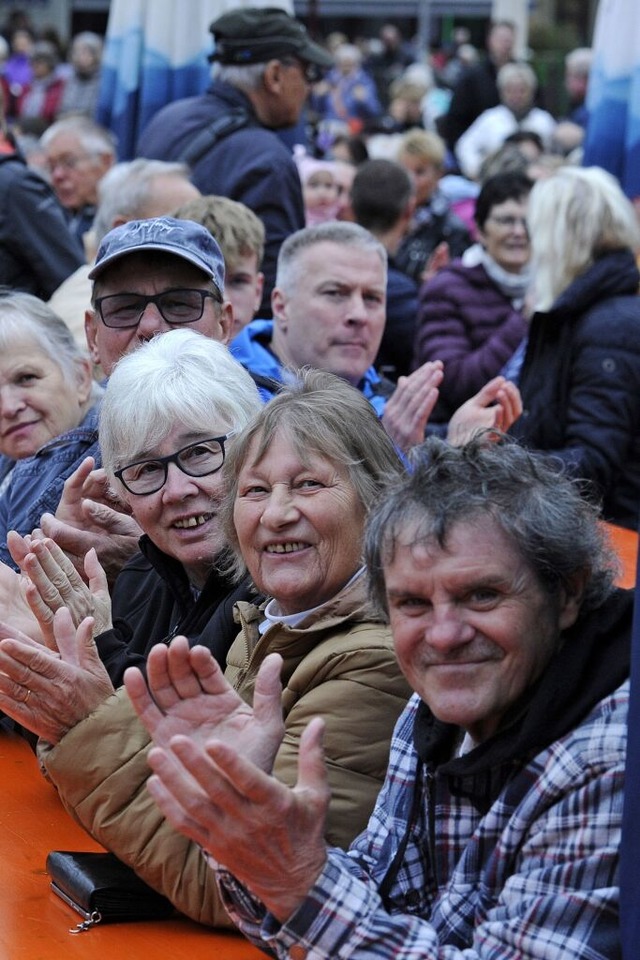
top-left (365, 435), bottom-right (618, 619)
top-left (497, 61), bottom-right (538, 94)
top-left (565, 47), bottom-right (592, 76)
top-left (276, 221), bottom-right (387, 295)
top-left (40, 115), bottom-right (116, 158)
top-left (221, 368), bottom-right (403, 579)
top-left (99, 329), bottom-right (262, 481)
top-left (211, 61), bottom-right (267, 93)
top-left (92, 159), bottom-right (193, 244)
top-left (0, 290), bottom-right (102, 402)
top-left (70, 31), bottom-right (103, 56)
top-left (528, 165), bottom-right (640, 309)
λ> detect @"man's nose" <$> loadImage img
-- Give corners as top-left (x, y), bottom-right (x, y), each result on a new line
top-left (136, 301), bottom-right (171, 338)
top-left (424, 605), bottom-right (475, 653)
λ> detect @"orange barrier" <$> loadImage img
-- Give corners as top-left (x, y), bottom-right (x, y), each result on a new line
top-left (606, 522), bottom-right (638, 589)
top-left (0, 732), bottom-right (262, 959)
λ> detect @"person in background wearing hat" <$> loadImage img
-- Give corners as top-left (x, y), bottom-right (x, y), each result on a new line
top-left (137, 6), bottom-right (333, 318)
top-left (0, 217), bottom-right (232, 601)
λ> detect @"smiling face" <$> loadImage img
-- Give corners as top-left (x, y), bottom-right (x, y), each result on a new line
top-left (384, 516), bottom-right (580, 744)
top-left (478, 196), bottom-right (530, 274)
top-left (271, 241), bottom-right (387, 386)
top-left (233, 428), bottom-right (365, 614)
top-left (0, 341), bottom-right (92, 460)
top-left (117, 423), bottom-right (230, 587)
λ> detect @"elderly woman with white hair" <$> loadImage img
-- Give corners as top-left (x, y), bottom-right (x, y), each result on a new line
top-left (455, 62), bottom-right (556, 180)
top-left (11, 328), bottom-right (262, 684)
top-left (510, 165), bottom-right (640, 529)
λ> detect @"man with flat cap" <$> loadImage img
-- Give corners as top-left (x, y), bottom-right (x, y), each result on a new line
top-left (137, 7), bottom-right (332, 317)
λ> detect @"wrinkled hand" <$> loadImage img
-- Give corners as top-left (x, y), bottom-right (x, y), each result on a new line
top-left (0, 559), bottom-right (44, 643)
top-left (146, 715), bottom-right (330, 923)
top-left (447, 376), bottom-right (522, 446)
top-left (8, 532), bottom-right (112, 647)
top-left (125, 638), bottom-right (285, 774)
top-left (0, 608), bottom-right (115, 743)
top-left (381, 360), bottom-right (444, 453)
top-left (38, 457), bottom-right (141, 585)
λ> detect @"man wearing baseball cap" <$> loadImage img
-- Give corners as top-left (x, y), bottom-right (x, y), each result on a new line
top-left (5, 217), bottom-right (233, 584)
top-left (137, 7), bottom-right (333, 318)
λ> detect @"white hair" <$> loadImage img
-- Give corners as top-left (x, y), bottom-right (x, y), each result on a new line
top-left (99, 329), bottom-right (261, 479)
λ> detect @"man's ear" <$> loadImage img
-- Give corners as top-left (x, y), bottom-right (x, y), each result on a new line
top-left (558, 570), bottom-right (588, 631)
top-left (218, 300), bottom-right (234, 345)
top-left (262, 59), bottom-right (285, 95)
top-left (271, 287), bottom-right (288, 332)
top-left (84, 309), bottom-right (101, 365)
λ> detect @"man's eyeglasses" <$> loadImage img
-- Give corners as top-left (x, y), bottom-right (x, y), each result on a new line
top-left (487, 214), bottom-right (529, 231)
top-left (93, 288), bottom-right (221, 329)
top-left (114, 436), bottom-right (231, 496)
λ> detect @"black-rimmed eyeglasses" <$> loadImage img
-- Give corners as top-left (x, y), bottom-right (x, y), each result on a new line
top-left (94, 288), bottom-right (221, 329)
top-left (114, 436), bottom-right (230, 496)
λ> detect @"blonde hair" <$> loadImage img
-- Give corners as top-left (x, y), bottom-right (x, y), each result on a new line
top-left (397, 127), bottom-right (445, 168)
top-left (528, 166), bottom-right (640, 309)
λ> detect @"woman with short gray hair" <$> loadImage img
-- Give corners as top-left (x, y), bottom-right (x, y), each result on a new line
top-left (19, 328), bottom-right (262, 684)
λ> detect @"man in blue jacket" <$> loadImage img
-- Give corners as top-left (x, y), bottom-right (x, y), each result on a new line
top-left (137, 7), bottom-right (333, 316)
top-left (231, 221), bottom-right (521, 454)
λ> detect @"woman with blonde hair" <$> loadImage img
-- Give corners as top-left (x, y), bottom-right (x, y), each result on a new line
top-left (510, 165), bottom-right (640, 529)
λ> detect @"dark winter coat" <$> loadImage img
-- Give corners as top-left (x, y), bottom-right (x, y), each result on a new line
top-left (137, 80), bottom-right (304, 316)
top-left (414, 259), bottom-right (527, 420)
top-left (97, 534), bottom-right (260, 686)
top-left (0, 151), bottom-right (84, 298)
top-left (510, 248), bottom-right (640, 529)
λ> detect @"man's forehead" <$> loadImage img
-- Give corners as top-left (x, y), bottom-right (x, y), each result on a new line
top-left (297, 242), bottom-right (386, 283)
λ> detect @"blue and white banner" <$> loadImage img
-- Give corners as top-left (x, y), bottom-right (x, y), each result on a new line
top-left (583, 0), bottom-right (640, 198)
top-left (97, 0), bottom-right (292, 160)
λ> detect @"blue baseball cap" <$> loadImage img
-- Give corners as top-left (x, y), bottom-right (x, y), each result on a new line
top-left (88, 217), bottom-right (225, 295)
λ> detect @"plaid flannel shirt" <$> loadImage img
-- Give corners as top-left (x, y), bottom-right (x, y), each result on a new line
top-left (218, 681), bottom-right (627, 959)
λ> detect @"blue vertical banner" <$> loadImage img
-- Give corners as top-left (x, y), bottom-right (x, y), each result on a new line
top-left (96, 0), bottom-right (293, 160)
top-left (583, 0), bottom-right (640, 198)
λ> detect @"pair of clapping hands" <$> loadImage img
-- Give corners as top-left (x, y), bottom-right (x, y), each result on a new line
top-left (0, 453), bottom-right (140, 648)
top-left (0, 609), bottom-right (328, 921)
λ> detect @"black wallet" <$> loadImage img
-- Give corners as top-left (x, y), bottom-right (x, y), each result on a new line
top-left (46, 850), bottom-right (175, 932)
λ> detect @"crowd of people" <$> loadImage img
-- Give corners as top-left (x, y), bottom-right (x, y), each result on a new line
top-left (0, 5), bottom-right (637, 960)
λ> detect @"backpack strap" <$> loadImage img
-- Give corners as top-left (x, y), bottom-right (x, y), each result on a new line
top-left (176, 108), bottom-right (250, 167)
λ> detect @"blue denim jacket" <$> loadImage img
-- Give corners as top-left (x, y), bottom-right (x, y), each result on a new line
top-left (0, 403), bottom-right (101, 569)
